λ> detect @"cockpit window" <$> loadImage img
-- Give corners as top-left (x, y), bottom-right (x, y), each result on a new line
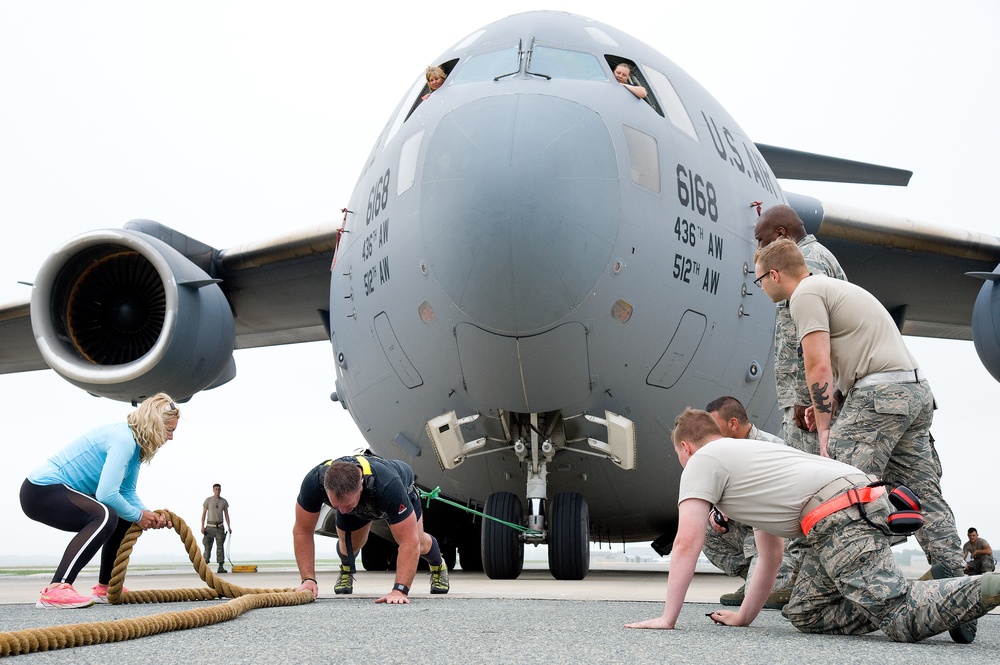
top-left (528, 46), bottom-right (606, 81)
top-left (449, 47), bottom-right (521, 84)
top-left (449, 45), bottom-right (606, 84)
top-left (642, 66), bottom-right (697, 140)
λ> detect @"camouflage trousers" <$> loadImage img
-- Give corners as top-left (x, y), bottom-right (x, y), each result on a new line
top-left (967, 556), bottom-right (996, 575)
top-left (203, 525), bottom-right (226, 565)
top-left (787, 495), bottom-right (992, 642)
top-left (703, 519), bottom-right (795, 589)
top-left (828, 380), bottom-right (964, 576)
top-left (782, 406), bottom-right (819, 456)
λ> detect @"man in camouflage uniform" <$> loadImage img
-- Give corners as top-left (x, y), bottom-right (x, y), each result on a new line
top-left (200, 483), bottom-right (231, 574)
top-left (963, 528), bottom-right (996, 575)
top-left (755, 238), bottom-right (965, 577)
top-left (625, 408), bottom-right (999, 642)
top-left (702, 396), bottom-right (794, 609)
top-left (754, 205), bottom-right (846, 455)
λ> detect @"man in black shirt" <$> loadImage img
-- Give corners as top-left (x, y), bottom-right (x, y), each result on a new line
top-left (293, 454), bottom-right (449, 603)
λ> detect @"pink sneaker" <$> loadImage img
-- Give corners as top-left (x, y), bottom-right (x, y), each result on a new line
top-left (91, 583), bottom-right (129, 604)
top-left (36, 583), bottom-right (95, 609)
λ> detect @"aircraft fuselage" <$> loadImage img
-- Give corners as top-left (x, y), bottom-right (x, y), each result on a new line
top-left (329, 11), bottom-right (783, 564)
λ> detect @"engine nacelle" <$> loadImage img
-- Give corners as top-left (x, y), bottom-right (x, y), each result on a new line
top-left (971, 266), bottom-right (1000, 383)
top-left (30, 228), bottom-right (236, 403)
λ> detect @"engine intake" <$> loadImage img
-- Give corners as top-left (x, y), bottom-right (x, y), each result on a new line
top-left (30, 228), bottom-right (236, 403)
top-left (972, 267), bottom-right (1000, 383)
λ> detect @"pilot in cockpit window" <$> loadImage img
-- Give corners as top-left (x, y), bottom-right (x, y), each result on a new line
top-left (613, 62), bottom-right (647, 100)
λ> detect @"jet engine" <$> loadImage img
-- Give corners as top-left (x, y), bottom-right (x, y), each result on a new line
top-left (971, 267), bottom-right (1000, 383)
top-left (29, 228), bottom-right (236, 403)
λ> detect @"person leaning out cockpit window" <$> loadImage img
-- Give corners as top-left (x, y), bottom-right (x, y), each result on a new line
top-left (613, 62), bottom-right (647, 99)
top-left (422, 65), bottom-right (447, 101)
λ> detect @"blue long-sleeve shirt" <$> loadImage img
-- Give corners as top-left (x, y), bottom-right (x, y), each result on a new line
top-left (27, 422), bottom-right (146, 522)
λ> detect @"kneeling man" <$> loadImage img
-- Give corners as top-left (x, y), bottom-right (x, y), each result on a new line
top-left (625, 408), bottom-right (999, 643)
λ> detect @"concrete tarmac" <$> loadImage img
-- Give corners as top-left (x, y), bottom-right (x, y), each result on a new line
top-left (1, 564), bottom-right (998, 663)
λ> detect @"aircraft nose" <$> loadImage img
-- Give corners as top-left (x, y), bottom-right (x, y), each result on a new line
top-left (420, 94), bottom-right (620, 334)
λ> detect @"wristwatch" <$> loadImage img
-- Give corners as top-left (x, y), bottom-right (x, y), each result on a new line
top-left (392, 582), bottom-right (409, 595)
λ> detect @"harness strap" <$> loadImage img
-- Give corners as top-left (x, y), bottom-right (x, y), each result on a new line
top-left (801, 485), bottom-right (886, 536)
top-left (355, 455), bottom-right (372, 476)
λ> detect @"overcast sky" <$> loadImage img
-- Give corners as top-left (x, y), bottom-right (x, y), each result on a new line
top-left (1, 1), bottom-right (997, 565)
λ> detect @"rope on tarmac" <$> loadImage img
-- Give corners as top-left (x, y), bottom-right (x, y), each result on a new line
top-left (0, 510), bottom-right (313, 657)
top-left (420, 486), bottom-right (542, 535)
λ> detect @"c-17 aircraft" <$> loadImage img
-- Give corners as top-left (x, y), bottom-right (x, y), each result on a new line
top-left (2, 10), bottom-right (1000, 581)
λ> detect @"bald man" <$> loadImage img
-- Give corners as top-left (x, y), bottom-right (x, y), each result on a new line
top-left (754, 205), bottom-right (846, 456)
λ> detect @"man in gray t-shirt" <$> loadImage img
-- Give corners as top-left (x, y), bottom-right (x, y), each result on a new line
top-left (625, 408), bottom-right (1000, 644)
top-left (701, 396), bottom-right (793, 609)
top-left (201, 483), bottom-right (231, 574)
top-left (963, 528), bottom-right (996, 575)
top-left (754, 238), bottom-right (964, 577)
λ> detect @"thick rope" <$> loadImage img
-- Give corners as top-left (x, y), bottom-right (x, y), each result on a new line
top-left (106, 509), bottom-right (291, 603)
top-left (0, 510), bottom-right (313, 657)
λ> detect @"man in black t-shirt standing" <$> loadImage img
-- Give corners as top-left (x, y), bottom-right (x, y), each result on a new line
top-left (292, 454), bottom-right (449, 603)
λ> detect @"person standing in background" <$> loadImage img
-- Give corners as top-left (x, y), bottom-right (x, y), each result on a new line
top-left (201, 483), bottom-right (231, 574)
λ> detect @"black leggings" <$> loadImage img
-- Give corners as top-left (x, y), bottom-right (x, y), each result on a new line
top-left (19, 479), bottom-right (131, 586)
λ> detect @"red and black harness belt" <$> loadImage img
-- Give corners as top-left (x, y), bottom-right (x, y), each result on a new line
top-left (801, 485), bottom-right (886, 536)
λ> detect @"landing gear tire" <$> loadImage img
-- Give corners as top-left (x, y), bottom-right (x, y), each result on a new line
top-left (482, 491), bottom-right (524, 579)
top-left (548, 491), bottom-right (590, 580)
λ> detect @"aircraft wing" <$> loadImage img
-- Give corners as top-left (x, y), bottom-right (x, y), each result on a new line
top-left (0, 300), bottom-right (44, 373)
top-left (0, 220), bottom-right (340, 401)
top-left (788, 192), bottom-right (1000, 341)
top-left (211, 223), bottom-right (340, 349)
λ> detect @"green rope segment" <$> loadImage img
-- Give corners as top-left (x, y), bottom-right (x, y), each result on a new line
top-left (420, 486), bottom-right (542, 535)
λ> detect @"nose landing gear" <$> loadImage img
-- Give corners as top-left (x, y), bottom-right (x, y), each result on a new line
top-left (427, 409), bottom-right (634, 580)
